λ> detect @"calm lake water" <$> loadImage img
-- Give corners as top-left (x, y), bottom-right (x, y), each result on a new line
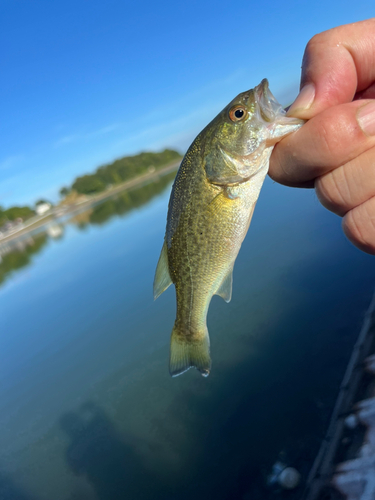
top-left (0, 171), bottom-right (374, 500)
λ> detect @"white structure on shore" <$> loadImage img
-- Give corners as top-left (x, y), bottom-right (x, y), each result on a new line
top-left (35, 202), bottom-right (51, 216)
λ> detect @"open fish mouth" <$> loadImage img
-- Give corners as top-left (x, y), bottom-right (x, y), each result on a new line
top-left (253, 78), bottom-right (285, 123)
top-left (253, 79), bottom-right (305, 139)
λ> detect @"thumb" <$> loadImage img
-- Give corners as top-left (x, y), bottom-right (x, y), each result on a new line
top-left (287, 18), bottom-right (375, 119)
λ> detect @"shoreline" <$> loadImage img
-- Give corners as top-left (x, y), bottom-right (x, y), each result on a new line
top-left (0, 160), bottom-right (180, 246)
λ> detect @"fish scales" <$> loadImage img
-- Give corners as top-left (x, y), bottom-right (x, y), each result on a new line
top-left (154, 79), bottom-right (304, 377)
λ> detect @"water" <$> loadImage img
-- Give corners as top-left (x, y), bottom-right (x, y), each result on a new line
top-left (0, 173), bottom-right (374, 500)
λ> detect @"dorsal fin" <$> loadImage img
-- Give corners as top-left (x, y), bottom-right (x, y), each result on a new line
top-left (153, 241), bottom-right (172, 300)
top-left (215, 267), bottom-right (233, 303)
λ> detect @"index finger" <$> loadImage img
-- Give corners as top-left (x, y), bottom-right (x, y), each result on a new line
top-left (287, 18), bottom-right (375, 119)
top-left (269, 99), bottom-right (375, 187)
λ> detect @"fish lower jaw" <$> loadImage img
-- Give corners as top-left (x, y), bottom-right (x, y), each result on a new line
top-left (210, 160), bottom-right (270, 189)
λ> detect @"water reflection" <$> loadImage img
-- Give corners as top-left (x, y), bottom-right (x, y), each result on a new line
top-left (0, 171), bottom-right (175, 289)
top-left (46, 223), bottom-right (64, 239)
top-left (0, 233), bottom-right (48, 286)
top-left (86, 171), bottom-right (175, 226)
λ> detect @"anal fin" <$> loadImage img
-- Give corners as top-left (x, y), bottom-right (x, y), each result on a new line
top-left (153, 241), bottom-right (172, 300)
top-left (215, 267), bottom-right (233, 303)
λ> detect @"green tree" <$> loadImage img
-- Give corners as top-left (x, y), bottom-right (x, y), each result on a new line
top-left (59, 186), bottom-right (70, 197)
top-left (68, 149), bottom-right (181, 195)
top-left (72, 175), bottom-right (106, 194)
top-left (0, 206), bottom-right (35, 225)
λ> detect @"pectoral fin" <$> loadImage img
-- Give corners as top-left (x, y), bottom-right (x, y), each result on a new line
top-left (215, 267), bottom-right (233, 303)
top-left (153, 241), bottom-right (172, 300)
top-left (206, 190), bottom-right (225, 215)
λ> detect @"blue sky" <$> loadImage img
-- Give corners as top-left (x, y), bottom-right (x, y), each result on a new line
top-left (1, 0), bottom-right (374, 207)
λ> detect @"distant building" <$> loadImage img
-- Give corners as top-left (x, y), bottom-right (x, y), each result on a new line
top-left (35, 202), bottom-right (51, 216)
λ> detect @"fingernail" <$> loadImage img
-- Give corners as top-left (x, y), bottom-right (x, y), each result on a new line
top-left (286, 83), bottom-right (315, 116)
top-left (357, 101), bottom-right (375, 136)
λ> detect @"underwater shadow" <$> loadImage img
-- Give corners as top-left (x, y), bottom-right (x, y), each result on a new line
top-left (59, 401), bottom-right (166, 500)
top-left (0, 469), bottom-right (39, 500)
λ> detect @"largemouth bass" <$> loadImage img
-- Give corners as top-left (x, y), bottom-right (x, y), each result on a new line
top-left (154, 79), bottom-right (303, 377)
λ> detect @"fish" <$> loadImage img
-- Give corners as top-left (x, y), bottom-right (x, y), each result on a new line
top-left (154, 79), bottom-right (304, 377)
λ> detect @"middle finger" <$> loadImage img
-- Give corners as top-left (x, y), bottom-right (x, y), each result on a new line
top-left (315, 144), bottom-right (375, 216)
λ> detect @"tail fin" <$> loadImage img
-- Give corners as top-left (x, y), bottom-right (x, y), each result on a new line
top-left (169, 324), bottom-right (211, 377)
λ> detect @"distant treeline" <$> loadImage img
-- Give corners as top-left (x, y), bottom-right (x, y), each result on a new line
top-left (64, 149), bottom-right (182, 196)
top-left (0, 149), bottom-right (181, 223)
top-left (0, 206), bottom-right (35, 226)
top-left (0, 172), bottom-right (175, 289)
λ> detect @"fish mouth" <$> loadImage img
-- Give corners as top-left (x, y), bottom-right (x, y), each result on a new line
top-left (253, 79), bottom-right (305, 137)
top-left (253, 78), bottom-right (284, 123)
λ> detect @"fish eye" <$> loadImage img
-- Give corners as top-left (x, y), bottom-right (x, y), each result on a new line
top-left (229, 106), bottom-right (247, 122)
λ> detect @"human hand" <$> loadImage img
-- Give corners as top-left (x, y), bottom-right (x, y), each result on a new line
top-left (269, 18), bottom-right (375, 254)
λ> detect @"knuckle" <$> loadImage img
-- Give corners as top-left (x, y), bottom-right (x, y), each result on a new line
top-left (305, 25), bottom-right (342, 51)
top-left (317, 119), bottom-right (338, 158)
top-left (310, 116), bottom-right (347, 168)
top-left (343, 203), bottom-right (375, 255)
top-left (303, 31), bottom-right (334, 65)
top-left (315, 169), bottom-right (351, 216)
top-left (313, 108), bottom-right (362, 166)
top-left (269, 143), bottom-right (298, 186)
top-left (305, 33), bottom-right (324, 51)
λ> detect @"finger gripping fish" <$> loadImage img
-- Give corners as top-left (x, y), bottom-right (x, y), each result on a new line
top-left (154, 79), bottom-right (303, 377)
